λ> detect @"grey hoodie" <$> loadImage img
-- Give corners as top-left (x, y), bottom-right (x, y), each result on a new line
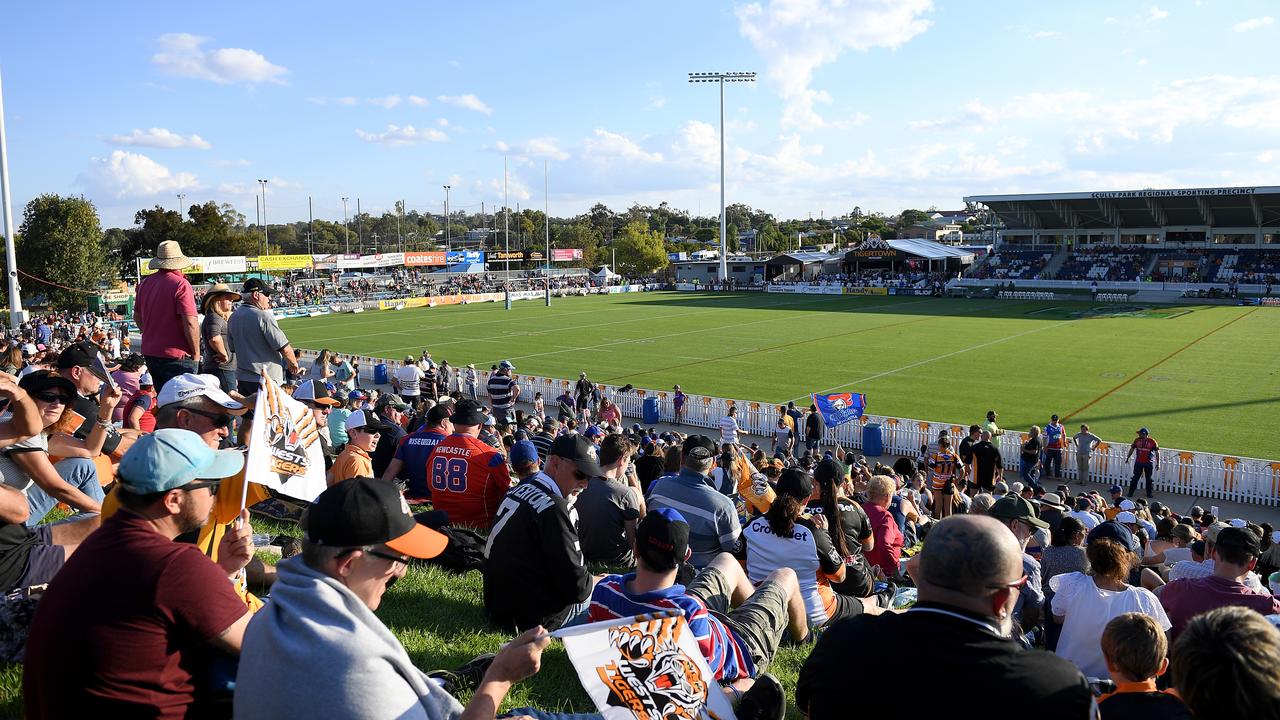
top-left (234, 556), bottom-right (464, 720)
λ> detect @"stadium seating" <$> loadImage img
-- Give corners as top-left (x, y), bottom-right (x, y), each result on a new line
top-left (1052, 247), bottom-right (1151, 281)
top-left (967, 250), bottom-right (1052, 280)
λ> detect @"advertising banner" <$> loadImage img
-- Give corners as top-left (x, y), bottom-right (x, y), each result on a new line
top-left (552, 248), bottom-right (583, 261)
top-left (257, 254), bottom-right (314, 271)
top-left (446, 250), bottom-right (485, 264)
top-left (405, 251), bottom-right (447, 266)
top-left (141, 255), bottom-right (249, 275)
top-left (842, 286), bottom-right (888, 296)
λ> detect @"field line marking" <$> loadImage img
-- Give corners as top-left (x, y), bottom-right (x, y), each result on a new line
top-left (1061, 307), bottom-right (1259, 422)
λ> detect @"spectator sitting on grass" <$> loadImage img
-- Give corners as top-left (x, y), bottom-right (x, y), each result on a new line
top-left (1096, 613), bottom-right (1190, 719)
top-left (576, 433), bottom-right (645, 566)
top-left (328, 410), bottom-right (392, 487)
top-left (1161, 526), bottom-right (1280, 641)
top-left (648, 435), bottom-right (742, 568)
top-left (24, 430), bottom-right (253, 719)
top-left (382, 401), bottom-right (454, 501)
top-left (861, 474), bottom-right (903, 579)
top-left (588, 508), bottom-right (797, 720)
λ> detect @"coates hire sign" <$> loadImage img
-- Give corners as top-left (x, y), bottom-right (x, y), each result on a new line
top-left (1090, 187), bottom-right (1261, 199)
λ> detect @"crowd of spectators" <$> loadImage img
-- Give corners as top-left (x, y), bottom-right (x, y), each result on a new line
top-left (4, 239), bottom-right (1280, 719)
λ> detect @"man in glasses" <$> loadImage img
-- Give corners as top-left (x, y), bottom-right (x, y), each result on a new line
top-left (25, 429), bottom-right (254, 719)
top-left (329, 410), bottom-right (393, 487)
top-left (155, 373), bottom-right (247, 449)
top-left (292, 379), bottom-right (340, 470)
top-left (483, 434), bottom-right (602, 633)
top-left (796, 515), bottom-right (1092, 718)
top-left (988, 495), bottom-right (1049, 637)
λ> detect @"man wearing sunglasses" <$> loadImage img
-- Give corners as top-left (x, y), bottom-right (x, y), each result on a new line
top-left (988, 495), bottom-right (1049, 638)
top-left (796, 515), bottom-right (1092, 718)
top-left (25, 429), bottom-right (254, 719)
top-left (292, 380), bottom-right (340, 470)
top-left (483, 433), bottom-right (603, 633)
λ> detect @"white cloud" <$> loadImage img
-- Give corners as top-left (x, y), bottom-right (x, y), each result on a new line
top-left (1030, 30), bottom-right (1061, 38)
top-left (368, 94), bottom-right (402, 109)
top-left (1148, 6), bottom-right (1169, 21)
top-left (486, 137), bottom-right (571, 161)
top-left (1233, 16), bottom-right (1274, 32)
top-left (107, 127), bottom-right (211, 150)
top-left (437, 94), bottom-right (493, 115)
top-left (437, 118), bottom-right (449, 127)
top-left (581, 129), bottom-right (664, 163)
top-left (80, 150), bottom-right (199, 198)
top-left (910, 100), bottom-right (998, 131)
top-left (151, 33), bottom-right (288, 85)
top-left (408, 95), bottom-right (430, 107)
top-left (337, 96), bottom-right (357, 106)
top-left (736, 0), bottom-right (932, 130)
top-left (355, 124), bottom-right (448, 146)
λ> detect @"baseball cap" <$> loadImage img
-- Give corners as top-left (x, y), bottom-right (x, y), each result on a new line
top-left (425, 402), bottom-right (453, 426)
top-left (404, 355), bottom-right (415, 362)
top-left (1213, 527), bottom-right (1261, 557)
top-left (498, 360), bottom-right (515, 370)
top-left (345, 409), bottom-right (394, 434)
top-left (1087, 521), bottom-right (1139, 554)
top-left (348, 389), bottom-right (370, 401)
top-left (375, 393), bottom-right (410, 412)
top-left (449, 399), bottom-right (488, 426)
top-left (117, 429), bottom-right (244, 494)
top-left (241, 277), bottom-right (274, 295)
top-left (584, 425), bottom-right (603, 439)
top-left (994, 481), bottom-right (1009, 495)
top-left (1115, 511), bottom-right (1138, 524)
top-left (1119, 499), bottom-right (1136, 511)
top-left (990, 495), bottom-right (1050, 529)
top-left (18, 370), bottom-right (76, 398)
top-left (158, 373), bottom-right (246, 412)
top-left (303, 476), bottom-right (447, 559)
top-left (55, 341), bottom-right (113, 382)
top-left (510, 440), bottom-right (539, 467)
top-left (776, 468), bottom-right (814, 500)
top-left (138, 372), bottom-right (154, 387)
top-left (682, 434), bottom-right (717, 460)
top-left (549, 434), bottom-right (604, 477)
top-left (631, 423), bottom-right (644, 433)
top-left (1189, 505), bottom-right (1204, 516)
top-left (1137, 427), bottom-right (1149, 434)
top-left (635, 508), bottom-right (690, 570)
top-left (1109, 484), bottom-right (1124, 494)
top-left (293, 379), bottom-right (340, 406)
top-left (1009, 481), bottom-right (1024, 495)
top-left (1229, 518), bottom-right (1248, 528)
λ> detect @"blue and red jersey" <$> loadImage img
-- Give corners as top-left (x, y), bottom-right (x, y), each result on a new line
top-left (426, 434), bottom-right (510, 529)
top-left (1131, 436), bottom-right (1159, 464)
top-left (394, 428), bottom-right (448, 499)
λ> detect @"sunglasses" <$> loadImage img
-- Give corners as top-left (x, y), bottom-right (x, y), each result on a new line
top-left (32, 391), bottom-right (73, 405)
top-left (184, 480), bottom-right (222, 494)
top-left (339, 546), bottom-right (409, 565)
top-left (353, 427), bottom-right (382, 436)
top-left (183, 407), bottom-right (235, 429)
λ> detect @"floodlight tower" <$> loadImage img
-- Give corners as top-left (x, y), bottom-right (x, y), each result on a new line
top-left (688, 71), bottom-right (755, 282)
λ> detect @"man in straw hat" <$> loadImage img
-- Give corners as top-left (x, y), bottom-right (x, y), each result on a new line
top-left (198, 283), bottom-right (242, 392)
top-left (135, 240), bottom-right (200, 392)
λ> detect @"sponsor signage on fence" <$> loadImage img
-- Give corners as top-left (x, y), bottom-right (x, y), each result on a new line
top-left (256, 254), bottom-right (314, 270)
top-left (490, 251), bottom-right (526, 261)
top-left (552, 248), bottom-right (583, 261)
top-left (141, 255), bottom-right (249, 275)
top-left (405, 251), bottom-right (447, 266)
top-left (843, 286), bottom-right (888, 296)
top-left (446, 250), bottom-right (485, 264)
top-left (766, 284), bottom-right (844, 295)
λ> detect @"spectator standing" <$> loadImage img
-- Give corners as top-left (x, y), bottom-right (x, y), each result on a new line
top-left (1071, 423), bottom-right (1101, 485)
top-left (574, 372), bottom-right (594, 421)
top-left (981, 409), bottom-right (1005, 438)
top-left (970, 429), bottom-right (1003, 494)
top-left (927, 436), bottom-right (964, 520)
top-left (803, 404), bottom-right (824, 455)
top-left (198, 283), bottom-right (241, 393)
top-left (1020, 426), bottom-right (1043, 489)
top-left (486, 360), bottom-right (519, 425)
top-left (795, 515), bottom-right (1092, 719)
top-left (228, 278), bottom-right (302, 396)
top-left (393, 356), bottom-right (425, 411)
top-left (672, 384), bottom-right (686, 424)
top-left (330, 354), bottom-right (356, 393)
top-left (23, 430), bottom-right (253, 719)
top-left (719, 404), bottom-right (740, 446)
top-left (426, 399), bottom-right (510, 529)
top-left (771, 417), bottom-right (793, 458)
top-left (1126, 427), bottom-right (1160, 499)
top-left (1050, 522), bottom-right (1170, 679)
top-left (648, 435), bottom-right (742, 568)
top-left (462, 363), bottom-right (478, 401)
top-left (134, 241), bottom-right (201, 391)
top-left (1042, 414), bottom-right (1067, 481)
top-left (483, 434), bottom-right (601, 631)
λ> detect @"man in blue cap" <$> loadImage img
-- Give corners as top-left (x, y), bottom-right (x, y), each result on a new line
top-left (25, 429), bottom-right (254, 719)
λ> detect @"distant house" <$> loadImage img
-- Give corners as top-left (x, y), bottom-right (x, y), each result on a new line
top-left (738, 228), bottom-right (758, 250)
top-left (929, 210), bottom-right (975, 224)
top-left (899, 219), bottom-right (964, 243)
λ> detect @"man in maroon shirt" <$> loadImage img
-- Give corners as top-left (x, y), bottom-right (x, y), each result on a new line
top-left (862, 474), bottom-right (904, 578)
top-left (1161, 526), bottom-right (1280, 641)
top-left (24, 429), bottom-right (254, 719)
top-left (135, 240), bottom-right (201, 392)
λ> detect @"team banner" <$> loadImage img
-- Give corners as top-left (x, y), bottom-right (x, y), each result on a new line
top-left (554, 611), bottom-right (736, 720)
top-left (256, 254), bottom-right (314, 270)
top-left (811, 392), bottom-right (866, 427)
top-left (552, 248), bottom-right (583, 261)
top-left (244, 373), bottom-right (328, 502)
top-left (405, 251), bottom-right (447, 266)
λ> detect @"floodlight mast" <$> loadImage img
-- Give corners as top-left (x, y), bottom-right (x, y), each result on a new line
top-left (688, 71), bottom-right (755, 283)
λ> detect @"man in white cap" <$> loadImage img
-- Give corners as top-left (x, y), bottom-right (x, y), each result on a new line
top-left (134, 240), bottom-right (201, 392)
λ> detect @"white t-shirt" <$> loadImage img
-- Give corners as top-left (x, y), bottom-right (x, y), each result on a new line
top-left (0, 420), bottom-right (47, 492)
top-left (719, 415), bottom-right (739, 444)
top-left (395, 365), bottom-right (424, 397)
top-left (1049, 571), bottom-right (1170, 679)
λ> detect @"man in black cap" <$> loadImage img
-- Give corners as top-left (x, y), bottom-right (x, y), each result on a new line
top-left (797, 516), bottom-right (1092, 718)
top-left (234, 477), bottom-right (563, 720)
top-left (228, 277), bottom-right (303, 396)
top-left (381, 401), bottom-right (453, 500)
top-left (484, 434), bottom-right (602, 632)
top-left (988, 496), bottom-right (1048, 633)
top-left (426, 399), bottom-right (510, 529)
top-left (56, 340), bottom-right (138, 457)
top-left (1161, 526), bottom-right (1280, 641)
top-left (369, 393), bottom-right (410, 478)
top-left (648, 434), bottom-right (742, 568)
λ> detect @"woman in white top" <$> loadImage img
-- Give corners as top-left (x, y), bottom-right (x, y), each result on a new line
top-left (1050, 525), bottom-right (1170, 679)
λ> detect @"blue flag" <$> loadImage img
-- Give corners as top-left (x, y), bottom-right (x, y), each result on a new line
top-left (811, 392), bottom-right (866, 428)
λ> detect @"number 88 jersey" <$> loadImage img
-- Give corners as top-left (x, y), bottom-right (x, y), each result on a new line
top-left (425, 433), bottom-right (512, 529)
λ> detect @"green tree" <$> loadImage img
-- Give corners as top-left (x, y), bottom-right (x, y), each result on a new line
top-left (553, 223), bottom-right (602, 267)
top-left (897, 208), bottom-right (931, 227)
top-left (612, 220), bottom-right (667, 275)
top-left (726, 223), bottom-right (740, 253)
top-left (17, 194), bottom-right (108, 309)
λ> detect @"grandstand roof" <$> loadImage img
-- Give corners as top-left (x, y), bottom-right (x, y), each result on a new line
top-left (965, 185), bottom-right (1280, 230)
top-left (765, 251), bottom-right (838, 266)
top-left (887, 238), bottom-right (974, 261)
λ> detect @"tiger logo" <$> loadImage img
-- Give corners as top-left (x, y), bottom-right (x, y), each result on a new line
top-left (594, 617), bottom-right (722, 720)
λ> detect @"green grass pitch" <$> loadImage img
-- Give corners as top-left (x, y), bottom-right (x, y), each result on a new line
top-left (282, 291), bottom-right (1280, 461)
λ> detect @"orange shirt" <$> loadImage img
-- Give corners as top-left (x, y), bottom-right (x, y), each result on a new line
top-left (928, 449), bottom-right (962, 490)
top-left (329, 445), bottom-right (373, 485)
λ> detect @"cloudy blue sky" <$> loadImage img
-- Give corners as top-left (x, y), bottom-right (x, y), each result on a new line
top-left (3, 0), bottom-right (1278, 228)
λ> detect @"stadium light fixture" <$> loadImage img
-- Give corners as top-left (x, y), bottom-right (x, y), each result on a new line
top-left (688, 71), bottom-right (755, 282)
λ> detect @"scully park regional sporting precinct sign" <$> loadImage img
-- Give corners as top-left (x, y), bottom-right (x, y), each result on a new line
top-left (1089, 187), bottom-right (1263, 199)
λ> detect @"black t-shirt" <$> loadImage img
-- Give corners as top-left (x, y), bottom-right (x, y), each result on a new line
top-left (1021, 437), bottom-right (1042, 462)
top-left (71, 393), bottom-right (121, 455)
top-left (370, 414), bottom-right (407, 477)
top-left (635, 454), bottom-right (666, 495)
top-left (958, 435), bottom-right (977, 465)
top-left (805, 498), bottom-right (871, 561)
top-left (0, 521), bottom-right (39, 590)
top-left (972, 441), bottom-right (1002, 482)
top-left (797, 602), bottom-right (1092, 719)
top-left (1098, 691), bottom-right (1192, 720)
top-left (805, 412), bottom-right (824, 440)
